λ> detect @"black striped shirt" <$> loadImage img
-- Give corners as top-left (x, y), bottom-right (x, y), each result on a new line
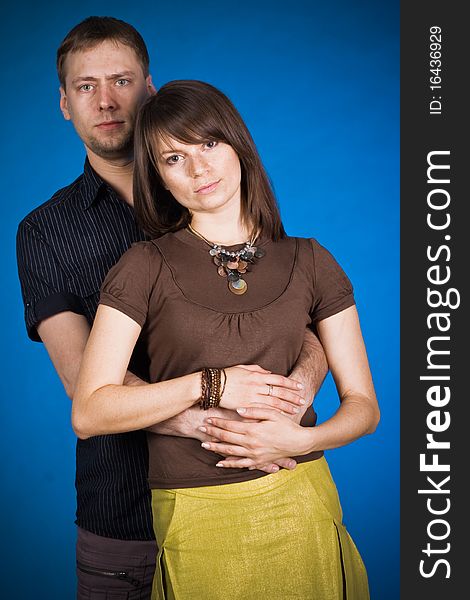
top-left (16, 159), bottom-right (154, 540)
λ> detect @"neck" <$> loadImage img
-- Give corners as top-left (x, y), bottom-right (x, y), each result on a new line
top-left (87, 149), bottom-right (134, 206)
top-left (190, 202), bottom-right (253, 246)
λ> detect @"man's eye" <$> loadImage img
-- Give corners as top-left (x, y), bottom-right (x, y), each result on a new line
top-left (116, 79), bottom-right (130, 87)
top-left (79, 84), bottom-right (94, 92)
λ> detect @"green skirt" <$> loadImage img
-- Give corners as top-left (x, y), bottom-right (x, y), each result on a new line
top-left (151, 457), bottom-right (369, 600)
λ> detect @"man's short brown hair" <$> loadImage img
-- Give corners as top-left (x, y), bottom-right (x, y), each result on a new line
top-left (57, 16), bottom-right (150, 88)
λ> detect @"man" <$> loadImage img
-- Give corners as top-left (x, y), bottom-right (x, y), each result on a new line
top-left (16, 16), bottom-right (327, 599)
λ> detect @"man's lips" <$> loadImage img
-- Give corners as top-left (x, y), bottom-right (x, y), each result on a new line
top-left (195, 180), bottom-right (220, 194)
top-left (96, 120), bottom-right (125, 130)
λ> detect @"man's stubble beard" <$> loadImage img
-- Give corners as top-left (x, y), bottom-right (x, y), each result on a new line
top-left (86, 127), bottom-right (135, 159)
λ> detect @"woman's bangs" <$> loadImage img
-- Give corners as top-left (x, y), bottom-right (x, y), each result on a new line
top-left (154, 108), bottom-right (227, 147)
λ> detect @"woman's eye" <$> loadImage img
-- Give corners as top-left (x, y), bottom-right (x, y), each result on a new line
top-left (167, 155), bottom-right (181, 164)
top-left (205, 141), bottom-right (218, 149)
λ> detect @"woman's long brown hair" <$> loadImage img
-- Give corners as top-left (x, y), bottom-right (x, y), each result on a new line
top-left (133, 80), bottom-right (286, 240)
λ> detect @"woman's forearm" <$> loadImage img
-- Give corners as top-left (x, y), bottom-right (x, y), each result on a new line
top-left (301, 391), bottom-right (380, 454)
top-left (72, 372), bottom-right (201, 440)
top-left (197, 389), bottom-right (380, 469)
top-left (73, 363), bottom-right (306, 440)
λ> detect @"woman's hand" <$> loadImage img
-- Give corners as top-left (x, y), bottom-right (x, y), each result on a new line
top-left (219, 365), bottom-right (305, 415)
top-left (199, 407), bottom-right (314, 468)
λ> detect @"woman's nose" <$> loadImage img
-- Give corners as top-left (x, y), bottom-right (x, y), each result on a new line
top-left (190, 156), bottom-right (209, 177)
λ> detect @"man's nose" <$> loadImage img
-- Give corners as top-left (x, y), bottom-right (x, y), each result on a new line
top-left (97, 86), bottom-right (116, 111)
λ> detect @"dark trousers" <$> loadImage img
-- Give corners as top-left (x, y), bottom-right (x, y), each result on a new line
top-left (76, 527), bottom-right (157, 599)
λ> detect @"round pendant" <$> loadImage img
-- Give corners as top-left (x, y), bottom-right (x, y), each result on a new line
top-left (227, 260), bottom-right (239, 269)
top-left (213, 256), bottom-right (221, 266)
top-left (238, 260), bottom-right (248, 270)
top-left (254, 248), bottom-right (266, 258)
top-left (217, 266), bottom-right (227, 277)
top-left (229, 278), bottom-right (247, 295)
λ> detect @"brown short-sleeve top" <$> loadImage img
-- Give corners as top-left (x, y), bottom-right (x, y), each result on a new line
top-left (100, 229), bottom-right (355, 489)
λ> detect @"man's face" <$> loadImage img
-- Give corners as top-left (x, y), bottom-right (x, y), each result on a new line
top-left (60, 40), bottom-right (155, 160)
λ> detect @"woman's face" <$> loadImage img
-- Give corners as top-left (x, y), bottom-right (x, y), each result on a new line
top-left (155, 136), bottom-right (242, 219)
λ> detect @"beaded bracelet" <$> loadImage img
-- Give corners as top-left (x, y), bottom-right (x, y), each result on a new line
top-left (199, 367), bottom-right (227, 410)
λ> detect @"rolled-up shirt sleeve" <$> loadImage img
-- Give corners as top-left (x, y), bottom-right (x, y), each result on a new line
top-left (16, 218), bottom-right (85, 341)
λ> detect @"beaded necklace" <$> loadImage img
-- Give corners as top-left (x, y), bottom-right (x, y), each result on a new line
top-left (187, 224), bottom-right (266, 295)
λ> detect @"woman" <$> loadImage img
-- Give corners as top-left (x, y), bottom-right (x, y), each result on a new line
top-left (73, 80), bottom-right (379, 599)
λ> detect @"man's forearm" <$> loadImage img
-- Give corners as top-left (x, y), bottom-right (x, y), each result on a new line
top-left (290, 328), bottom-right (328, 411)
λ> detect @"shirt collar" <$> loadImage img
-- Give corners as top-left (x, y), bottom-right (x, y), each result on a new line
top-left (79, 157), bottom-right (109, 210)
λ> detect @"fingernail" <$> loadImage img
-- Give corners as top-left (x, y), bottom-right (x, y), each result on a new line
top-left (206, 418), bottom-right (213, 424)
top-left (199, 426), bottom-right (207, 432)
top-left (216, 462), bottom-right (224, 467)
top-left (248, 466), bottom-right (256, 470)
top-left (293, 408), bottom-right (300, 413)
top-left (297, 383), bottom-right (304, 389)
top-left (272, 465), bottom-right (279, 472)
top-left (201, 442), bottom-right (210, 449)
top-left (236, 408), bottom-right (246, 414)
top-left (300, 399), bottom-right (306, 405)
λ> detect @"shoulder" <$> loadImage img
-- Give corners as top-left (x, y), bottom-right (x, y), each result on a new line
top-left (292, 236), bottom-right (341, 263)
top-left (285, 236), bottom-right (328, 251)
top-left (275, 235), bottom-right (323, 258)
top-left (148, 230), bottom-right (182, 252)
top-left (285, 235), bottom-right (352, 284)
top-left (106, 240), bottom-right (165, 283)
top-left (17, 173), bottom-right (85, 238)
top-left (124, 239), bottom-right (164, 261)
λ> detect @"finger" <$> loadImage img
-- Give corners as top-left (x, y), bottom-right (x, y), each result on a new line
top-left (201, 441), bottom-right (248, 456)
top-left (204, 418), bottom-right (250, 434)
top-left (216, 457), bottom-right (256, 469)
top-left (236, 407), bottom-right (283, 420)
top-left (270, 387), bottom-right (306, 406)
top-left (235, 364), bottom-right (271, 373)
top-left (256, 397), bottom-right (301, 415)
top-left (274, 457), bottom-right (297, 470)
top-left (261, 464), bottom-right (281, 473)
top-left (265, 374), bottom-right (304, 391)
top-left (248, 463), bottom-right (281, 473)
top-left (199, 425), bottom-right (246, 445)
top-left (216, 458), bottom-right (281, 474)
top-left (261, 385), bottom-right (305, 407)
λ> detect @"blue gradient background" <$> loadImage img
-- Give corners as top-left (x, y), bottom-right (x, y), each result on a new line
top-left (1, 1), bottom-right (399, 598)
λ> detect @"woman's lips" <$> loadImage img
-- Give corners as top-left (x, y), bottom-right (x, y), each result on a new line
top-left (195, 180), bottom-right (220, 194)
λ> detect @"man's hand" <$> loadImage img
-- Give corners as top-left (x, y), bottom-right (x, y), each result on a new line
top-left (146, 405), bottom-right (236, 441)
top-left (199, 407), bottom-right (313, 469)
